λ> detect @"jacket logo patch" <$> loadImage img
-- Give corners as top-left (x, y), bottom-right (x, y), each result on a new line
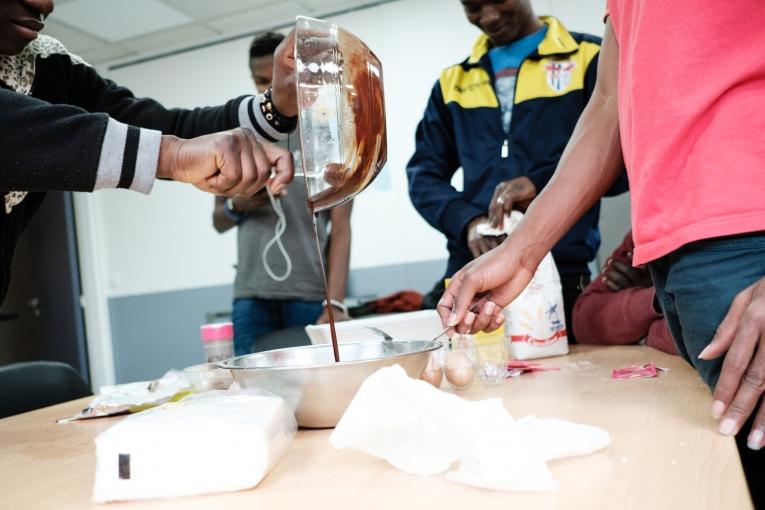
top-left (545, 61), bottom-right (575, 93)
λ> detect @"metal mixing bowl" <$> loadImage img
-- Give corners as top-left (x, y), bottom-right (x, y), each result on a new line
top-left (219, 340), bottom-right (440, 428)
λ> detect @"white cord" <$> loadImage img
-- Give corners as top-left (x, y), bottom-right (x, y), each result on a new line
top-left (261, 187), bottom-right (292, 282)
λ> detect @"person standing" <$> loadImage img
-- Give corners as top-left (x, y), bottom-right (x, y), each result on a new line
top-left (407, 0), bottom-right (627, 341)
top-left (439, 2), bottom-right (765, 504)
top-left (213, 32), bottom-right (353, 356)
top-left (0, 0), bottom-right (296, 306)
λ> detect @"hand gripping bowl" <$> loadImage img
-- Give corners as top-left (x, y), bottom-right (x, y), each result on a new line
top-left (219, 340), bottom-right (441, 428)
top-left (295, 15), bottom-right (387, 212)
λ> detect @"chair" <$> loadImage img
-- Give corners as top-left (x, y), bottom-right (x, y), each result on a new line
top-left (253, 325), bottom-right (312, 353)
top-left (0, 361), bottom-right (92, 419)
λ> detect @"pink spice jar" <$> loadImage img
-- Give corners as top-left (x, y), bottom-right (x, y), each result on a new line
top-left (200, 322), bottom-right (234, 363)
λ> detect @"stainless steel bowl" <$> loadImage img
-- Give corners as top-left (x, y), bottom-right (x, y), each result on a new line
top-left (219, 340), bottom-right (440, 428)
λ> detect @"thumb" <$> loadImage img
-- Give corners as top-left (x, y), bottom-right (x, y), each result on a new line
top-left (699, 284), bottom-right (754, 360)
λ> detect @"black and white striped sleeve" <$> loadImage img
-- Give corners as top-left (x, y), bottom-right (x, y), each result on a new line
top-left (0, 88), bottom-right (159, 194)
top-left (94, 117), bottom-right (160, 194)
top-left (237, 95), bottom-right (292, 143)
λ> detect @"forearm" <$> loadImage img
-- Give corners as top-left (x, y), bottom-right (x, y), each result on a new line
top-left (212, 197), bottom-right (236, 233)
top-left (0, 90), bottom-right (157, 193)
top-left (69, 63), bottom-right (292, 143)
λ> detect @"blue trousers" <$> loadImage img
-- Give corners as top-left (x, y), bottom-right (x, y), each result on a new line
top-left (232, 297), bottom-right (323, 356)
top-left (648, 232), bottom-right (765, 507)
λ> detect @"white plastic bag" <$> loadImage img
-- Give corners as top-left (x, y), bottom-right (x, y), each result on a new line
top-left (478, 211), bottom-right (568, 360)
top-left (92, 389), bottom-right (296, 503)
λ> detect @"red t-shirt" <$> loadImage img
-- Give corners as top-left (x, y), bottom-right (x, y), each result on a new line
top-left (607, 0), bottom-right (765, 264)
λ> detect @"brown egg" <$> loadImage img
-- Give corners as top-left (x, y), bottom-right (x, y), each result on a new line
top-left (445, 350), bottom-right (474, 390)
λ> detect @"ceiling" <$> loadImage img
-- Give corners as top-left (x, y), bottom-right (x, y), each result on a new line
top-left (42, 0), bottom-right (393, 66)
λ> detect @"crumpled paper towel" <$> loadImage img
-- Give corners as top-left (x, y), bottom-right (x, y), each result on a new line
top-left (330, 365), bottom-right (609, 492)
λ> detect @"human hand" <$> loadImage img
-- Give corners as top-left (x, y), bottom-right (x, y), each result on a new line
top-left (466, 216), bottom-right (505, 258)
top-left (602, 257), bottom-right (652, 292)
top-left (157, 129), bottom-right (293, 196)
top-left (438, 238), bottom-right (538, 335)
top-left (271, 30), bottom-right (296, 117)
top-left (316, 308), bottom-right (350, 324)
top-left (488, 177), bottom-right (537, 229)
top-left (699, 277), bottom-right (765, 449)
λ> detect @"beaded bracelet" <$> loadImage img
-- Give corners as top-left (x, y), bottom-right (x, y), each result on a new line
top-left (260, 88), bottom-right (297, 133)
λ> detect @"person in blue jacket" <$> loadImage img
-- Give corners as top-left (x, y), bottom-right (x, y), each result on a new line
top-left (407, 0), bottom-right (627, 341)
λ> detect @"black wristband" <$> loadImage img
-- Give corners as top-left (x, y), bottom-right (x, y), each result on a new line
top-left (261, 88), bottom-right (297, 133)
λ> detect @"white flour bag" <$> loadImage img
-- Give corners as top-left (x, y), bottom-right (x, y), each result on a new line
top-left (477, 211), bottom-right (568, 360)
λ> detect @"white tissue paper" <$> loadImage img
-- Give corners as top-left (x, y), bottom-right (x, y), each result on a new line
top-left (92, 389), bottom-right (296, 503)
top-left (330, 365), bottom-right (609, 492)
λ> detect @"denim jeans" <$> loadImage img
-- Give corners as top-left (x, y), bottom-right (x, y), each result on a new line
top-left (648, 232), bottom-right (765, 507)
top-left (232, 297), bottom-right (323, 356)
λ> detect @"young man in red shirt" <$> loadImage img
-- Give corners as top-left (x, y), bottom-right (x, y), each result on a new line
top-left (438, 1), bottom-right (765, 502)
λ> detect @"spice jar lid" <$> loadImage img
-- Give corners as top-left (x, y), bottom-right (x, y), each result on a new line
top-left (200, 322), bottom-right (234, 342)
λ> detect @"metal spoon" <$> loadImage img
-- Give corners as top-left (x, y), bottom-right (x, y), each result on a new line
top-left (366, 326), bottom-right (394, 341)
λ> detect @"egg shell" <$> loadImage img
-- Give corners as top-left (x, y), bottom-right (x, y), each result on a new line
top-left (445, 350), bottom-right (475, 390)
top-left (420, 368), bottom-right (444, 387)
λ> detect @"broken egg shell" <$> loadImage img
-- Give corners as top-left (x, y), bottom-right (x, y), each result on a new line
top-left (420, 368), bottom-right (443, 388)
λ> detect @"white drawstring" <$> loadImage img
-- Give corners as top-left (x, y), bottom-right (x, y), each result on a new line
top-left (261, 188), bottom-right (292, 282)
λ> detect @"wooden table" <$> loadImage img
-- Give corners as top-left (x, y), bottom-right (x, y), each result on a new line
top-left (0, 345), bottom-right (752, 510)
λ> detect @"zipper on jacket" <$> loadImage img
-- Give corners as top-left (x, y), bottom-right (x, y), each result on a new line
top-left (501, 139), bottom-right (509, 158)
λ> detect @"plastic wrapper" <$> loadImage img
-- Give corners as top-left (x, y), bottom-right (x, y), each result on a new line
top-left (59, 370), bottom-right (192, 422)
top-left (92, 389), bottom-right (297, 502)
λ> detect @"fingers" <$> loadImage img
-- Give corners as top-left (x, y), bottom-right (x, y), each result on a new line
top-left (205, 132), bottom-right (243, 194)
top-left (262, 141), bottom-right (294, 194)
top-left (747, 403), bottom-right (765, 451)
top-left (603, 267), bottom-right (630, 291)
top-left (471, 299), bottom-right (505, 333)
top-left (273, 30), bottom-right (297, 116)
top-left (715, 333), bottom-right (764, 437)
top-left (701, 285), bottom-right (754, 360)
top-left (710, 284), bottom-right (764, 435)
top-left (240, 128), bottom-right (272, 196)
top-left (488, 184), bottom-right (506, 228)
top-left (437, 272), bottom-right (462, 329)
top-left (468, 239), bottom-right (482, 258)
top-left (451, 267), bottom-right (485, 331)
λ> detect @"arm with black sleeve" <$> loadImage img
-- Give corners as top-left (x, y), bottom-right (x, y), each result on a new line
top-left (33, 51), bottom-right (292, 144)
top-left (0, 88), bottom-right (293, 197)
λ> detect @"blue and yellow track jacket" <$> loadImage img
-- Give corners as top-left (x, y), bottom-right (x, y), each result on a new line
top-left (406, 17), bottom-right (627, 277)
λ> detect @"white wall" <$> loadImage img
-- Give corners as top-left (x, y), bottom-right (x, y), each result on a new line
top-left (82, 0), bottom-right (609, 298)
top-left (76, 0), bottom-right (621, 386)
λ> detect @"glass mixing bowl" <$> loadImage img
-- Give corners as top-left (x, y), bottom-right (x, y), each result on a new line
top-left (295, 16), bottom-right (387, 212)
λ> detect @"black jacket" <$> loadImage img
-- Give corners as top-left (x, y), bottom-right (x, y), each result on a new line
top-left (0, 35), bottom-right (285, 303)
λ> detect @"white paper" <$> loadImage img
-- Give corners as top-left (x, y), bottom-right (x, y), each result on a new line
top-left (330, 365), bottom-right (609, 492)
top-left (92, 389), bottom-right (296, 502)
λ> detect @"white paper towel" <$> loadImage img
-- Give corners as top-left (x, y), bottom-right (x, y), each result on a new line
top-left (330, 365), bottom-right (609, 492)
top-left (92, 389), bottom-right (296, 502)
